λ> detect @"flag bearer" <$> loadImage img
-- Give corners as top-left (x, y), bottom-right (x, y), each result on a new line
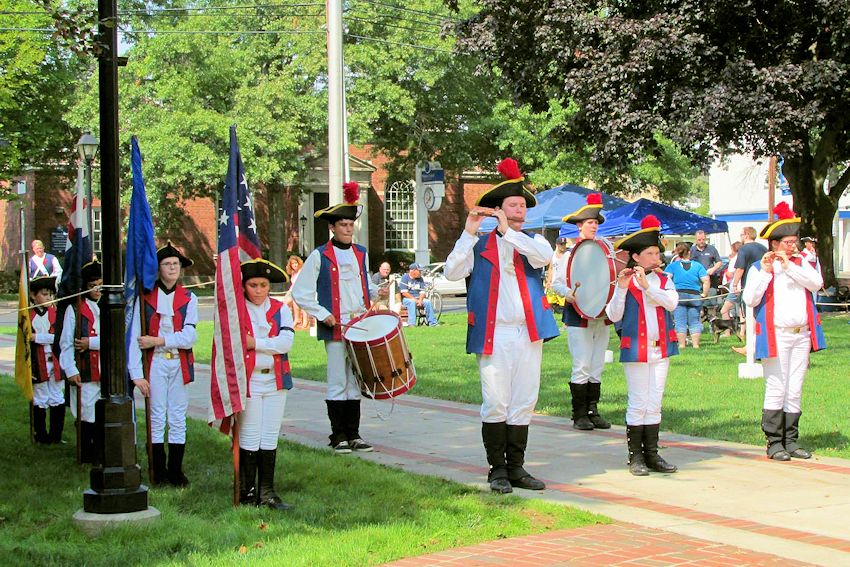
top-left (30, 276), bottom-right (64, 444)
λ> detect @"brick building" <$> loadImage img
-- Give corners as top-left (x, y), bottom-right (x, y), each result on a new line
top-left (1, 146), bottom-right (496, 279)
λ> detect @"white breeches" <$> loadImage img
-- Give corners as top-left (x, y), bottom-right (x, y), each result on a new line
top-left (567, 320), bottom-right (609, 384)
top-left (762, 328), bottom-right (811, 413)
top-left (325, 340), bottom-right (362, 400)
top-left (624, 347), bottom-right (670, 426)
top-left (477, 325), bottom-right (543, 426)
top-left (70, 382), bottom-right (100, 423)
top-left (240, 374), bottom-right (288, 451)
top-left (32, 377), bottom-right (64, 408)
top-left (149, 357), bottom-right (188, 444)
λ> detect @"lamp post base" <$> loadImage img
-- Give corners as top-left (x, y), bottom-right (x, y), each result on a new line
top-left (73, 506), bottom-right (160, 537)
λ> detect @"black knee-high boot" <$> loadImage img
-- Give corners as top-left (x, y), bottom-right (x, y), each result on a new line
top-left (151, 443), bottom-right (168, 485)
top-left (48, 404), bottom-right (66, 444)
top-left (33, 406), bottom-right (49, 444)
top-left (627, 425), bottom-right (649, 476)
top-left (783, 412), bottom-right (811, 459)
top-left (482, 422), bottom-right (511, 493)
top-left (239, 448), bottom-right (259, 505)
top-left (258, 449), bottom-right (291, 510)
top-left (167, 443), bottom-right (189, 486)
top-left (569, 383), bottom-right (594, 430)
top-left (344, 400), bottom-right (373, 451)
top-left (586, 382), bottom-right (611, 429)
top-left (506, 425), bottom-right (545, 490)
top-left (326, 400), bottom-right (349, 451)
top-left (642, 424), bottom-right (677, 473)
top-left (761, 409), bottom-right (789, 461)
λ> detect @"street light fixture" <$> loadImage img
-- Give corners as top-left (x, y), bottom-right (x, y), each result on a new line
top-left (299, 214), bottom-right (308, 256)
top-left (76, 132), bottom-right (99, 252)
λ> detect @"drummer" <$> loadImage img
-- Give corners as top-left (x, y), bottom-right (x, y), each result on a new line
top-left (551, 193), bottom-right (613, 431)
top-left (291, 181), bottom-right (379, 454)
top-left (444, 158), bottom-right (559, 494)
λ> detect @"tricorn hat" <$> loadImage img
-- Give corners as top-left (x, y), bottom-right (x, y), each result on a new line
top-left (562, 192), bottom-right (605, 225)
top-left (81, 258), bottom-right (102, 283)
top-left (157, 240), bottom-right (193, 268)
top-left (240, 258), bottom-right (288, 284)
top-left (315, 181), bottom-right (363, 223)
top-left (615, 215), bottom-right (665, 253)
top-left (759, 202), bottom-right (800, 241)
top-left (30, 275), bottom-right (56, 295)
top-left (474, 158), bottom-right (537, 209)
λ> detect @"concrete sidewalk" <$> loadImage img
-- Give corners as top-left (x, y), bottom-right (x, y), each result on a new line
top-left (2, 332), bottom-right (848, 566)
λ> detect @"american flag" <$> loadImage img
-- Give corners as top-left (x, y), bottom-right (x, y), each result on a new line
top-left (209, 126), bottom-right (261, 430)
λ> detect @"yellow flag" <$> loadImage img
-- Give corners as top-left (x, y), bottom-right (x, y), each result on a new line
top-left (15, 259), bottom-right (33, 401)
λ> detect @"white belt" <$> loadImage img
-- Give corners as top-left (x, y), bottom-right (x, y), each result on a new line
top-left (776, 325), bottom-right (808, 334)
top-left (158, 351), bottom-right (180, 360)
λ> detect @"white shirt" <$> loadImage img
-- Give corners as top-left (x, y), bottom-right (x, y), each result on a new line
top-left (743, 260), bottom-right (823, 328)
top-left (246, 298), bottom-right (295, 371)
top-left (444, 228), bottom-right (553, 326)
top-left (59, 298), bottom-right (101, 378)
top-left (291, 243), bottom-right (378, 324)
top-left (606, 272), bottom-right (678, 342)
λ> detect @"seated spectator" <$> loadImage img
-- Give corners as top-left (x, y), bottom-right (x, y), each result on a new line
top-left (399, 263), bottom-right (438, 327)
top-left (666, 243), bottom-right (709, 348)
top-left (371, 261), bottom-right (392, 309)
top-left (284, 254), bottom-right (312, 330)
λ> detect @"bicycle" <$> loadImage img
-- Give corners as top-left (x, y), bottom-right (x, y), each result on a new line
top-left (421, 282), bottom-right (443, 324)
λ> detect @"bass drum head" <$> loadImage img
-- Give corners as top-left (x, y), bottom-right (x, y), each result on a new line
top-left (566, 239), bottom-right (616, 320)
top-left (343, 312), bottom-right (400, 343)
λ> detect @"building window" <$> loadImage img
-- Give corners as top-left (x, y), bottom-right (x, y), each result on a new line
top-left (385, 179), bottom-right (415, 250)
top-left (92, 207), bottom-right (102, 254)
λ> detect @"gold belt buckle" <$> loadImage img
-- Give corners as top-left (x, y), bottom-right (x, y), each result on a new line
top-left (259, 368), bottom-right (272, 374)
top-left (791, 327), bottom-right (802, 334)
top-left (163, 352), bottom-right (176, 360)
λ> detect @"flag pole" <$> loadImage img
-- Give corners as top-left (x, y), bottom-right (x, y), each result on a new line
top-left (75, 297), bottom-right (83, 465)
top-left (139, 289), bottom-right (155, 484)
top-left (20, 207), bottom-right (35, 444)
top-left (232, 415), bottom-right (240, 507)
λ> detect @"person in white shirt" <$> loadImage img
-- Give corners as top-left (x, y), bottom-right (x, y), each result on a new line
top-left (29, 276), bottom-right (64, 444)
top-left (743, 204), bottom-right (825, 462)
top-left (128, 242), bottom-right (198, 486)
top-left (291, 182), bottom-right (379, 454)
top-left (29, 239), bottom-right (62, 281)
top-left (238, 259), bottom-right (295, 510)
top-left (59, 259), bottom-right (102, 463)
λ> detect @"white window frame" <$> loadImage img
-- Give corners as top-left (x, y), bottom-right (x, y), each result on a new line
top-left (384, 179), bottom-right (415, 251)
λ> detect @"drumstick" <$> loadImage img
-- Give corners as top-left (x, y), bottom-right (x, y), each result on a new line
top-left (339, 321), bottom-right (369, 332)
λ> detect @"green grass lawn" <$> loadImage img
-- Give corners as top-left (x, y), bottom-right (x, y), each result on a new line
top-left (0, 380), bottom-right (604, 567)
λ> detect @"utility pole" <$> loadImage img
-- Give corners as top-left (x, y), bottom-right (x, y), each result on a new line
top-left (767, 156), bottom-right (777, 221)
top-left (326, 0), bottom-right (344, 204)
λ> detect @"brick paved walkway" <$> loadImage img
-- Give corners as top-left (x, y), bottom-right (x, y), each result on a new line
top-left (383, 523), bottom-right (812, 566)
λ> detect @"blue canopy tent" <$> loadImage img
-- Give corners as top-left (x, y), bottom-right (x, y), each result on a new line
top-left (559, 198), bottom-right (728, 238)
top-left (478, 183), bottom-right (628, 232)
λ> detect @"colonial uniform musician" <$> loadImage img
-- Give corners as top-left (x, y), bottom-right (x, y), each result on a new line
top-left (291, 182), bottom-right (379, 454)
top-left (742, 202), bottom-right (825, 461)
top-left (551, 193), bottom-right (613, 431)
top-left (444, 158), bottom-right (559, 494)
top-left (606, 215), bottom-right (679, 476)
top-left (128, 241), bottom-right (198, 486)
top-left (238, 259), bottom-right (296, 510)
top-left (798, 236), bottom-right (823, 283)
top-left (59, 258), bottom-right (102, 463)
top-left (29, 275), bottom-right (65, 444)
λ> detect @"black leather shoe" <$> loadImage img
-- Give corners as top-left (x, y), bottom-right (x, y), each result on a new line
top-left (789, 448), bottom-right (811, 459)
top-left (645, 456), bottom-right (678, 473)
top-left (770, 450), bottom-right (791, 461)
top-left (589, 414), bottom-right (611, 429)
top-left (629, 460), bottom-right (650, 476)
top-left (489, 477), bottom-right (513, 494)
top-left (260, 495), bottom-right (292, 511)
top-left (510, 475), bottom-right (545, 491)
top-left (573, 416), bottom-right (594, 431)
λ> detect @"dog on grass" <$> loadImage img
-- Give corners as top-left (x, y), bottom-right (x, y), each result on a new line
top-left (709, 316), bottom-right (742, 344)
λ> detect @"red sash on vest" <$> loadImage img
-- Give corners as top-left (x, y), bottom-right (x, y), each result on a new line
top-left (31, 308), bottom-right (61, 383)
top-left (78, 300), bottom-right (101, 383)
top-left (245, 299), bottom-right (292, 395)
top-left (143, 285), bottom-right (195, 384)
top-left (622, 274), bottom-right (675, 362)
top-left (321, 242), bottom-right (371, 341)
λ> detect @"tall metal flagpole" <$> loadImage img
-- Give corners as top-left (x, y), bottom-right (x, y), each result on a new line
top-left (326, 0), bottom-right (344, 205)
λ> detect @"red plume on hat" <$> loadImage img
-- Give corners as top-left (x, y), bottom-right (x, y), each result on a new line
top-left (640, 215), bottom-right (661, 229)
top-left (587, 193), bottom-right (602, 205)
top-left (343, 181), bottom-right (359, 204)
top-left (773, 201), bottom-right (794, 220)
top-left (497, 158), bottom-right (522, 180)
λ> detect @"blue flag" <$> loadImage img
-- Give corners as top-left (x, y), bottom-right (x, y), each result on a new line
top-left (124, 136), bottom-right (159, 358)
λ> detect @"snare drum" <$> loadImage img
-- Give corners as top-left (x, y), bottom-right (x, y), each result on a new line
top-left (343, 312), bottom-right (416, 400)
top-left (566, 238), bottom-right (626, 319)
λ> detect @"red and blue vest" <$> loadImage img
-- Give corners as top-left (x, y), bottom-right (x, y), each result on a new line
top-left (751, 262), bottom-right (826, 360)
top-left (31, 307), bottom-right (61, 383)
top-left (245, 298), bottom-right (293, 394)
top-left (617, 274), bottom-right (679, 363)
top-left (315, 241), bottom-right (371, 341)
top-left (143, 284), bottom-right (195, 384)
top-left (76, 300), bottom-right (101, 383)
top-left (466, 230), bottom-right (560, 355)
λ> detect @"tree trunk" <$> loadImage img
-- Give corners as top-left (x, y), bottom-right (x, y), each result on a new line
top-left (782, 154), bottom-right (838, 289)
top-left (267, 183), bottom-right (286, 280)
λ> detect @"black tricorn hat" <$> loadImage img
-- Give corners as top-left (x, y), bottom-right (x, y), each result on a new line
top-left (315, 181), bottom-right (363, 223)
top-left (240, 258), bottom-right (288, 284)
top-left (615, 215), bottom-right (665, 253)
top-left (30, 275), bottom-right (56, 295)
top-left (157, 240), bottom-right (193, 268)
top-left (81, 258), bottom-right (102, 283)
top-left (563, 193), bottom-right (605, 225)
top-left (474, 158), bottom-right (537, 209)
top-left (759, 202), bottom-right (801, 241)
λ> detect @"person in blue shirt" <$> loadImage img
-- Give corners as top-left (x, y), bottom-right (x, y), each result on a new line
top-left (665, 243), bottom-right (709, 349)
top-left (398, 263), bottom-right (438, 327)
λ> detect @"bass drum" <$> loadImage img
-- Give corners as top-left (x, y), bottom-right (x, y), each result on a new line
top-left (566, 238), bottom-right (626, 319)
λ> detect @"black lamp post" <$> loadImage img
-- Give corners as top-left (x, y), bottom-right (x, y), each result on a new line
top-left (300, 214), bottom-right (308, 256)
top-left (76, 132), bottom-right (99, 248)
